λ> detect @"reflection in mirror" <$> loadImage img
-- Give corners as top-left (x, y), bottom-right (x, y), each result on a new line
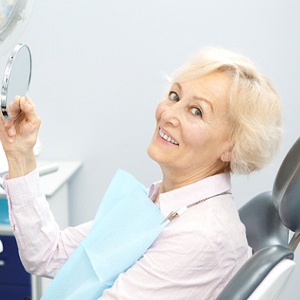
top-left (1, 43), bottom-right (32, 119)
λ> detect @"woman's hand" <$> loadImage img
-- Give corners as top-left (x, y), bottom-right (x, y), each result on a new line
top-left (0, 96), bottom-right (41, 178)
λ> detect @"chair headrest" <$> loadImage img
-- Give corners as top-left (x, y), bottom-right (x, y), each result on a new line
top-left (273, 137), bottom-right (300, 231)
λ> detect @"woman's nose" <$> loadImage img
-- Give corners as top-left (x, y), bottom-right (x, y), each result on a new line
top-left (160, 103), bottom-right (182, 127)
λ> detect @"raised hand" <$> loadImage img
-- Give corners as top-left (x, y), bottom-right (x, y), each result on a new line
top-left (0, 96), bottom-right (41, 178)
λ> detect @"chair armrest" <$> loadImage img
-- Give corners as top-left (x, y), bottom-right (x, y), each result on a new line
top-left (216, 245), bottom-right (294, 300)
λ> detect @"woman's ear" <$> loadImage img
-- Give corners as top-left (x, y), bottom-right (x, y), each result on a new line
top-left (221, 149), bottom-right (232, 162)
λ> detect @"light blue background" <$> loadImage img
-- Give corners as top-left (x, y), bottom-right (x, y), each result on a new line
top-left (1, 1), bottom-right (299, 298)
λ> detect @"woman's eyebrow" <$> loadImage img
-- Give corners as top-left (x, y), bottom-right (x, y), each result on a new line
top-left (172, 82), bottom-right (182, 91)
top-left (193, 96), bottom-right (214, 113)
top-left (173, 82), bottom-right (213, 112)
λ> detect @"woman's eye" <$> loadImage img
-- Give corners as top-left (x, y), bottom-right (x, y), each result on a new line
top-left (169, 91), bottom-right (180, 102)
top-left (191, 107), bottom-right (203, 117)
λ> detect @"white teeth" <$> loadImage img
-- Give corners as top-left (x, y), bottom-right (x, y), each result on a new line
top-left (159, 129), bottom-right (179, 145)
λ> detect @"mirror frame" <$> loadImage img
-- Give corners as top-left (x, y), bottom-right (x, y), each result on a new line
top-left (1, 43), bottom-right (32, 119)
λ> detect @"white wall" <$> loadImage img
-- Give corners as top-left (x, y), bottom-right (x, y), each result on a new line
top-left (2, 0), bottom-right (300, 298)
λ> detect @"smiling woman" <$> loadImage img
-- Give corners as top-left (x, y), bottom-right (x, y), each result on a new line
top-left (0, 47), bottom-right (282, 299)
top-left (148, 71), bottom-right (233, 189)
top-left (170, 48), bottom-right (282, 175)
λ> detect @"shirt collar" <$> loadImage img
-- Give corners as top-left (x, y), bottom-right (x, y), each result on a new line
top-left (148, 172), bottom-right (231, 217)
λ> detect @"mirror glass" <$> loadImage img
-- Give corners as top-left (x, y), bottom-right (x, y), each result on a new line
top-left (1, 43), bottom-right (32, 119)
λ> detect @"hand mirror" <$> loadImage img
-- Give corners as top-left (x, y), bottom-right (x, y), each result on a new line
top-left (1, 43), bottom-right (32, 119)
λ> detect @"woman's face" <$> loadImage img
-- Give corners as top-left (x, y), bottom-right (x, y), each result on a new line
top-left (148, 71), bottom-right (232, 187)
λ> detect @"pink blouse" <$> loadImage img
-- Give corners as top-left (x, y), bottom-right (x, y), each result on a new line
top-left (4, 169), bottom-right (251, 299)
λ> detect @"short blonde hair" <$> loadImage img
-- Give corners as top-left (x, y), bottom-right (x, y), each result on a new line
top-left (171, 48), bottom-right (282, 174)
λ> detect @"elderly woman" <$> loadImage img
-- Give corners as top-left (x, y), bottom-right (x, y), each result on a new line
top-left (0, 47), bottom-right (281, 299)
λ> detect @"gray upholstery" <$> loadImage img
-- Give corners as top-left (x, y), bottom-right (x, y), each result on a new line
top-left (239, 191), bottom-right (289, 253)
top-left (273, 137), bottom-right (300, 211)
top-left (274, 137), bottom-right (300, 232)
top-left (239, 137), bottom-right (300, 253)
top-left (217, 137), bottom-right (300, 300)
top-left (217, 246), bottom-right (294, 300)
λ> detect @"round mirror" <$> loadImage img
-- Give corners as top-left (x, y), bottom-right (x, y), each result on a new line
top-left (1, 43), bottom-right (32, 119)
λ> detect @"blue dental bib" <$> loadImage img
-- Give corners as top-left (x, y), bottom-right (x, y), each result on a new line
top-left (42, 170), bottom-right (167, 299)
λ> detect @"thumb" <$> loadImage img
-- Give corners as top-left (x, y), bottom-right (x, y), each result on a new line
top-left (19, 97), bottom-right (37, 118)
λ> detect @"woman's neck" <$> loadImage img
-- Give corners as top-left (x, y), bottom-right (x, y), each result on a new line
top-left (159, 164), bottom-right (226, 194)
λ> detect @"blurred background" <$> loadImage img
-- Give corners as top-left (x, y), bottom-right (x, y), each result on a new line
top-left (1, 1), bottom-right (299, 297)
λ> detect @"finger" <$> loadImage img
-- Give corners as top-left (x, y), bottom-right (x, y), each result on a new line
top-left (19, 97), bottom-right (36, 114)
top-left (0, 116), bottom-right (14, 143)
top-left (7, 95), bottom-right (22, 119)
top-left (0, 112), bottom-right (5, 133)
top-left (19, 97), bottom-right (41, 126)
top-left (1, 113), bottom-right (15, 136)
top-left (0, 110), bottom-right (9, 132)
top-left (6, 124), bottom-right (16, 137)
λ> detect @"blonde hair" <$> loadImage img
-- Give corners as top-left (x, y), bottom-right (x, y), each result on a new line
top-left (171, 48), bottom-right (282, 174)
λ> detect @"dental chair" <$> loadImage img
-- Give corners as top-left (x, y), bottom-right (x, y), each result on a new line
top-left (217, 137), bottom-right (300, 300)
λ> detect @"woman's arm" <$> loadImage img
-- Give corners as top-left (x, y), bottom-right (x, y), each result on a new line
top-left (0, 97), bottom-right (92, 278)
top-left (4, 169), bottom-right (92, 277)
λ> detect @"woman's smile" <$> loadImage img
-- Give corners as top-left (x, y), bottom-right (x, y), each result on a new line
top-left (159, 127), bottom-right (179, 145)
